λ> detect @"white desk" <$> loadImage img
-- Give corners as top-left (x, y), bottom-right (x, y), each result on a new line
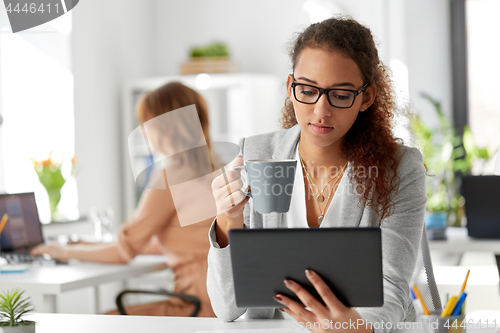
top-left (429, 228), bottom-right (500, 254)
top-left (0, 255), bottom-right (168, 313)
top-left (23, 312), bottom-right (500, 333)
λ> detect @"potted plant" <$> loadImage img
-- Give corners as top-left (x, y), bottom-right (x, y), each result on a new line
top-left (0, 289), bottom-right (35, 333)
top-left (182, 42), bottom-right (237, 74)
top-left (412, 93), bottom-right (492, 232)
top-left (189, 42), bottom-right (229, 58)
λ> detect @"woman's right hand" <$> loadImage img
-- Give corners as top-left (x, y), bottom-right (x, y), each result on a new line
top-left (211, 155), bottom-right (250, 247)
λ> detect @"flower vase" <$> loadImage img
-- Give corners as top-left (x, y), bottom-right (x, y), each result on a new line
top-left (46, 188), bottom-right (62, 222)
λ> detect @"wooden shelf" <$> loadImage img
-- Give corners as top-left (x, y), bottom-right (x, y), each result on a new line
top-left (181, 57), bottom-right (237, 74)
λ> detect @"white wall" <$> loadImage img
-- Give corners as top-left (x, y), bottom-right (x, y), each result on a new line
top-left (151, 0), bottom-right (387, 88)
top-left (405, 0), bottom-right (453, 123)
top-left (72, 0), bottom-right (155, 224)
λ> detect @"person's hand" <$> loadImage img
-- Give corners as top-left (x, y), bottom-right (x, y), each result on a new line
top-left (30, 243), bottom-right (69, 262)
top-left (212, 155), bottom-right (250, 225)
top-left (274, 269), bottom-right (374, 333)
top-left (211, 155), bottom-right (250, 247)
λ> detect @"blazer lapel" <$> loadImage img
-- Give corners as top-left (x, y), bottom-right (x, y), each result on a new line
top-left (272, 125), bottom-right (301, 160)
top-left (265, 125), bottom-right (301, 228)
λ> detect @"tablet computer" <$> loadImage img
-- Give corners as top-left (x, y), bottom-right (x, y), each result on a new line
top-left (229, 227), bottom-right (383, 308)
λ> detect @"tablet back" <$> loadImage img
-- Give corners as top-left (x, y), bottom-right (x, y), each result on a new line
top-left (229, 228), bottom-right (383, 308)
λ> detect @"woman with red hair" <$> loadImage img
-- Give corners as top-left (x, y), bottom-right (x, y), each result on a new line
top-left (32, 82), bottom-right (217, 318)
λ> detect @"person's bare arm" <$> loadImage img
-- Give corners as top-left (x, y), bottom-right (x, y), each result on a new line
top-left (31, 242), bottom-right (128, 264)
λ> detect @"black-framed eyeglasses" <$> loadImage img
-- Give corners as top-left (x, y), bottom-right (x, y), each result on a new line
top-left (290, 74), bottom-right (368, 109)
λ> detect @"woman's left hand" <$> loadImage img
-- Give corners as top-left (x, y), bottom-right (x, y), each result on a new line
top-left (274, 269), bottom-right (374, 333)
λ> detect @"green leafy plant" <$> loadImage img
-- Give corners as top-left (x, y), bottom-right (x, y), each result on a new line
top-left (0, 289), bottom-right (35, 327)
top-left (190, 42), bottom-right (229, 58)
top-left (412, 93), bottom-right (492, 225)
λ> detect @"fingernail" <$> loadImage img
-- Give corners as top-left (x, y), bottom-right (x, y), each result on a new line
top-left (305, 269), bottom-right (314, 278)
top-left (284, 279), bottom-right (294, 288)
top-left (273, 295), bottom-right (283, 302)
top-left (278, 308), bottom-right (285, 312)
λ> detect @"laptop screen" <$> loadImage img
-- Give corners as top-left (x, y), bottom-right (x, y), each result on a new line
top-left (0, 192), bottom-right (44, 252)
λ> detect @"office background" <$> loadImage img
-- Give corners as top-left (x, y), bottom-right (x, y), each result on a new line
top-left (0, 0), bottom-right (499, 315)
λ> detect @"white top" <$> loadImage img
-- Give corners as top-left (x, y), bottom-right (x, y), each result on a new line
top-left (285, 143), bottom-right (346, 228)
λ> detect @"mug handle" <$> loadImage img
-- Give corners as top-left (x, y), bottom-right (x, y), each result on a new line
top-left (228, 165), bottom-right (252, 197)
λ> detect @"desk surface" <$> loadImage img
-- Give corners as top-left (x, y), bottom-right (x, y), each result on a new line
top-left (0, 255), bottom-right (168, 294)
top-left (24, 312), bottom-right (500, 333)
top-left (429, 228), bottom-right (500, 253)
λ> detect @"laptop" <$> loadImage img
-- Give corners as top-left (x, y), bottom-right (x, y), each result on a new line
top-left (0, 192), bottom-right (45, 256)
top-left (229, 227), bottom-right (383, 308)
top-left (462, 175), bottom-right (500, 238)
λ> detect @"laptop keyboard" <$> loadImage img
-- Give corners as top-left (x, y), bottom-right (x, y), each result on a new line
top-left (0, 252), bottom-right (45, 263)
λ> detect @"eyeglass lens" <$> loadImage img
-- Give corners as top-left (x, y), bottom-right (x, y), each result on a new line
top-left (294, 85), bottom-right (355, 108)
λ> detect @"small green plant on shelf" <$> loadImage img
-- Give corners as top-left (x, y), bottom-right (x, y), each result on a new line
top-left (190, 42), bottom-right (229, 58)
top-left (0, 289), bottom-right (35, 329)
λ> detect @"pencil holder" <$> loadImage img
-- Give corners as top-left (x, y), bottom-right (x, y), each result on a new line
top-left (417, 311), bottom-right (466, 333)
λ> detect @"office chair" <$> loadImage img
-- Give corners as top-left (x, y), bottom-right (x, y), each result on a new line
top-left (115, 289), bottom-right (201, 317)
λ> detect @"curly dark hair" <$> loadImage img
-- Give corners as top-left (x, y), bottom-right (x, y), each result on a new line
top-left (282, 16), bottom-right (401, 222)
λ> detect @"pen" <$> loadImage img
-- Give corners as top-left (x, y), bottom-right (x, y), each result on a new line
top-left (412, 285), bottom-right (430, 315)
top-left (0, 214), bottom-right (8, 236)
top-left (410, 289), bottom-right (423, 315)
top-left (441, 295), bottom-right (458, 317)
top-left (451, 293), bottom-right (467, 316)
top-left (459, 270), bottom-right (470, 294)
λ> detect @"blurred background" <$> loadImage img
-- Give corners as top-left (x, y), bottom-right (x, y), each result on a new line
top-left (0, 0), bottom-right (499, 315)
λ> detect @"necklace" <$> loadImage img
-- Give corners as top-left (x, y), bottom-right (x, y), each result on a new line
top-left (299, 155), bottom-right (347, 202)
top-left (299, 155), bottom-right (348, 225)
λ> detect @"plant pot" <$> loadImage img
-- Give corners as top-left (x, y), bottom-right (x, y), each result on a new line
top-left (425, 211), bottom-right (447, 229)
top-left (425, 211), bottom-right (447, 240)
top-left (0, 325), bottom-right (35, 333)
top-left (181, 57), bottom-right (237, 74)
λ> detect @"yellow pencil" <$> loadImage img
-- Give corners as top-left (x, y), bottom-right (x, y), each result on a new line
top-left (412, 285), bottom-right (431, 315)
top-left (459, 270), bottom-right (470, 294)
top-left (441, 295), bottom-right (458, 317)
top-left (0, 213), bottom-right (8, 236)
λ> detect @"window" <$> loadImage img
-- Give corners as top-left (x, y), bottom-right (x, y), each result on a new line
top-left (0, 10), bottom-right (78, 223)
top-left (466, 0), bottom-right (500, 160)
top-left (452, 0), bottom-right (499, 174)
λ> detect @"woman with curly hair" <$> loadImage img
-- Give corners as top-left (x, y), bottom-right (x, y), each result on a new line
top-left (208, 16), bottom-right (439, 332)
